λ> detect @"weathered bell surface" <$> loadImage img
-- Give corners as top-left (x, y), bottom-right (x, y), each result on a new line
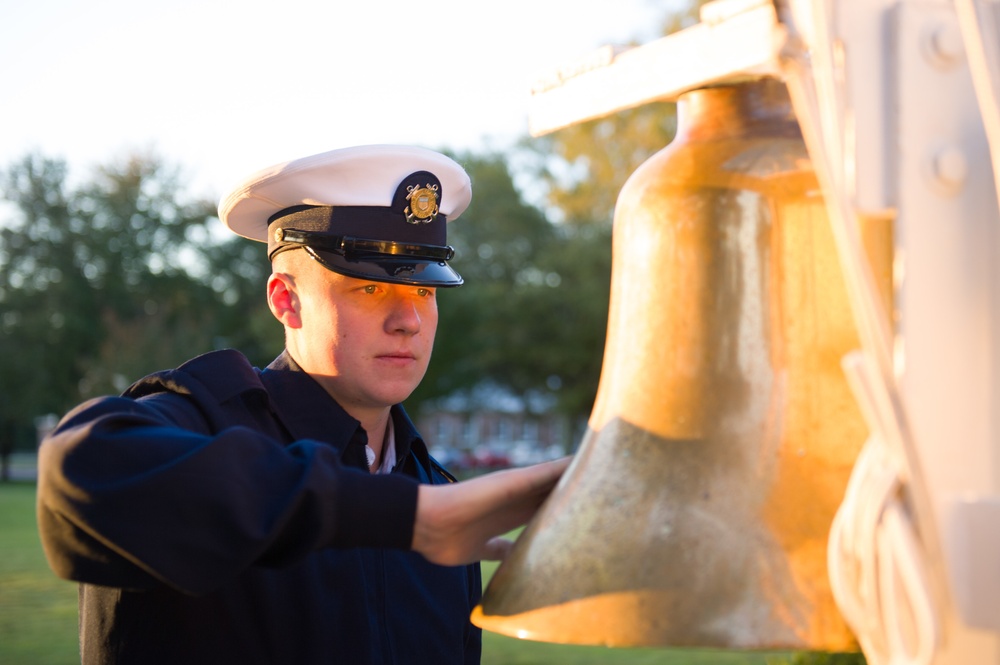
top-left (472, 77), bottom-right (892, 650)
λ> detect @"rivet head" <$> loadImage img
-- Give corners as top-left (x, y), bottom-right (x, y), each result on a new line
top-left (274, 227), bottom-right (285, 242)
top-left (923, 21), bottom-right (965, 69)
top-left (932, 146), bottom-right (968, 188)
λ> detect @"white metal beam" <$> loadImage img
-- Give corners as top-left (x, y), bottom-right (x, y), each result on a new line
top-left (526, 0), bottom-right (780, 135)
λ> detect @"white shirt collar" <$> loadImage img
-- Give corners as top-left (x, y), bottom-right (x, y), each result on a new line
top-left (375, 417), bottom-right (397, 474)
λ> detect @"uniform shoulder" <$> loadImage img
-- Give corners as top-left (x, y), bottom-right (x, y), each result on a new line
top-left (124, 349), bottom-right (263, 401)
top-left (122, 349), bottom-right (269, 432)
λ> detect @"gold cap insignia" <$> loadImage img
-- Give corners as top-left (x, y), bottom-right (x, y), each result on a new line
top-left (405, 184), bottom-right (439, 224)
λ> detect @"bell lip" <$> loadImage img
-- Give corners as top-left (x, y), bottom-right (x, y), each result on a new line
top-left (306, 247), bottom-right (464, 287)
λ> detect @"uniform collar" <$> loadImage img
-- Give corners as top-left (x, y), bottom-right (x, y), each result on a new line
top-left (259, 350), bottom-right (424, 470)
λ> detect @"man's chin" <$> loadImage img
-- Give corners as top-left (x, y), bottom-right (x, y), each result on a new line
top-left (371, 382), bottom-right (422, 408)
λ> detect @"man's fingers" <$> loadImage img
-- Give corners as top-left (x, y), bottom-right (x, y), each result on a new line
top-left (412, 456), bottom-right (573, 566)
top-left (482, 456), bottom-right (572, 503)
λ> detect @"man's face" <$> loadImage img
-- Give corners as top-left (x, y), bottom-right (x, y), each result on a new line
top-left (290, 260), bottom-right (438, 414)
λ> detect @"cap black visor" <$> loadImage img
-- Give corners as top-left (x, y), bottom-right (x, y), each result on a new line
top-left (306, 246), bottom-right (463, 287)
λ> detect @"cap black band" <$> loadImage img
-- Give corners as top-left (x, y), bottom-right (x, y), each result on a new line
top-left (273, 227), bottom-right (455, 262)
top-left (267, 205), bottom-right (449, 259)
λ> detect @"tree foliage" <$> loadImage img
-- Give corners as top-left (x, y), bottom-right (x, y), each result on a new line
top-left (0, 152), bottom-right (276, 460)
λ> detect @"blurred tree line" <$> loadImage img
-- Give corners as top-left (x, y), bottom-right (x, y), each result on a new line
top-left (0, 153), bottom-right (279, 473)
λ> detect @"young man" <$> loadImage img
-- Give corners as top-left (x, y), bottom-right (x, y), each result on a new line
top-left (36, 145), bottom-right (569, 664)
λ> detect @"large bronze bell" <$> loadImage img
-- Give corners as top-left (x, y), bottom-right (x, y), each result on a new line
top-left (472, 77), bottom-right (892, 650)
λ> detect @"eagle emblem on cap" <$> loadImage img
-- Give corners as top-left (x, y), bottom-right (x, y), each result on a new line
top-left (404, 183), bottom-right (439, 224)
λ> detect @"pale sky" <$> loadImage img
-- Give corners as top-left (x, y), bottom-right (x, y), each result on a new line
top-left (1, 0), bottom-right (675, 202)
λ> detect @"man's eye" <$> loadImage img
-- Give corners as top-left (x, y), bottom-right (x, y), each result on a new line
top-left (363, 285), bottom-right (378, 294)
top-left (417, 288), bottom-right (432, 298)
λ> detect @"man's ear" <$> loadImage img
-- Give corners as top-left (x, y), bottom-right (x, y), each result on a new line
top-left (267, 272), bottom-right (302, 329)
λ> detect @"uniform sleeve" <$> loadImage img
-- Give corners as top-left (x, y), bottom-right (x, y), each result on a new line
top-left (36, 394), bottom-right (419, 596)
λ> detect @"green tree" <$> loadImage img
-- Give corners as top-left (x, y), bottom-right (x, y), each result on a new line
top-left (0, 155), bottom-right (85, 477)
top-left (0, 152), bottom-right (274, 477)
top-left (68, 154), bottom-right (226, 396)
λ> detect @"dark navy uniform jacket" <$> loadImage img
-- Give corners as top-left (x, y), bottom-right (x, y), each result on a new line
top-left (36, 349), bottom-right (482, 665)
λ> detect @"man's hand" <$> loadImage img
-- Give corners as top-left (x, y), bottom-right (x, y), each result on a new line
top-left (412, 457), bottom-right (572, 566)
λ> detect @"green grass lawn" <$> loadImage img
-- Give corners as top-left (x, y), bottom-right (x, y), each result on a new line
top-left (1, 480), bottom-right (860, 664)
top-left (0, 481), bottom-right (79, 665)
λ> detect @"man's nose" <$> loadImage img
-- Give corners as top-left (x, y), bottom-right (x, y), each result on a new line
top-left (385, 295), bottom-right (421, 334)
